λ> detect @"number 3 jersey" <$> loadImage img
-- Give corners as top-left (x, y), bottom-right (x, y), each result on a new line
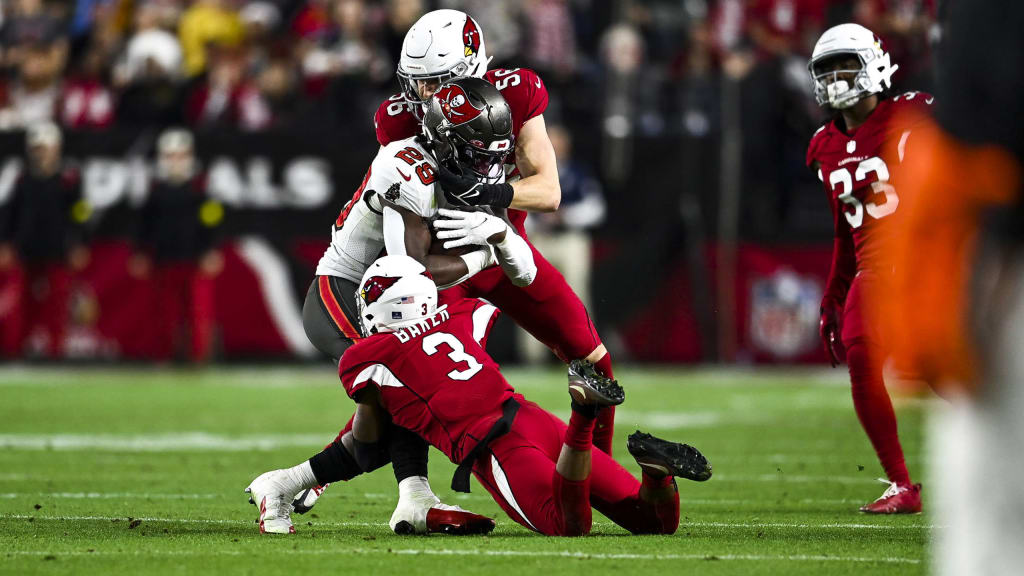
top-left (316, 138), bottom-right (442, 283)
top-left (806, 91), bottom-right (934, 309)
top-left (339, 298), bottom-right (513, 464)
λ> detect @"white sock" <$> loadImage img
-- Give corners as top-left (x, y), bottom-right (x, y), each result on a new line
top-left (397, 475), bottom-right (439, 505)
top-left (282, 461), bottom-right (318, 494)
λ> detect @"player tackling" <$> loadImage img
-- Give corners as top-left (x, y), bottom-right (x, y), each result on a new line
top-left (247, 76), bottom-right (535, 534)
top-left (342, 255), bottom-right (711, 536)
top-left (279, 8), bottom-right (625, 530)
top-left (806, 23), bottom-right (933, 514)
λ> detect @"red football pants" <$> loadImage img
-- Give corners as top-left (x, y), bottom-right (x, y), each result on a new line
top-left (150, 262), bottom-right (215, 362)
top-left (441, 245), bottom-right (616, 453)
top-left (0, 262), bottom-right (69, 358)
top-left (842, 273), bottom-right (910, 486)
top-left (439, 246), bottom-right (602, 362)
top-left (471, 397), bottom-right (679, 536)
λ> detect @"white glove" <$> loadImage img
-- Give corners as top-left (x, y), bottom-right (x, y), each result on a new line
top-left (433, 208), bottom-right (508, 249)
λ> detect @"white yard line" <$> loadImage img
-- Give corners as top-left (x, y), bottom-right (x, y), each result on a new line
top-left (0, 514), bottom-right (935, 531)
top-left (0, 433), bottom-right (327, 451)
top-left (0, 491), bottom-right (889, 508)
top-left (2, 546), bottom-right (921, 564)
top-left (0, 492), bottom-right (219, 500)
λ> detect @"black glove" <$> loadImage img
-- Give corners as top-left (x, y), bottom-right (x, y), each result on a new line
top-left (438, 163), bottom-right (514, 208)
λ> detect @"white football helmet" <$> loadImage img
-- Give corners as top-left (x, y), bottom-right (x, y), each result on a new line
top-left (808, 23), bottom-right (898, 109)
top-left (355, 255), bottom-right (438, 336)
top-left (397, 9), bottom-right (490, 103)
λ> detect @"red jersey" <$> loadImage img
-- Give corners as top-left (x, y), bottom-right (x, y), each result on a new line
top-left (372, 68), bottom-right (550, 237)
top-left (806, 91), bottom-right (934, 309)
top-left (339, 298), bottom-right (511, 464)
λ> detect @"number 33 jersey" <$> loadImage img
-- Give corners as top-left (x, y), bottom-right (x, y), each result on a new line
top-left (807, 92), bottom-right (935, 275)
top-left (316, 138), bottom-right (442, 283)
top-left (339, 298), bottom-right (513, 464)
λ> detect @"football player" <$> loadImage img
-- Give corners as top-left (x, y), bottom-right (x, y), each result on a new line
top-left (321, 255), bottom-right (710, 536)
top-left (247, 77), bottom-right (536, 534)
top-left (381, 6), bottom-right (619, 465)
top-left (806, 23), bottom-right (933, 514)
top-left (286, 7), bottom-right (623, 524)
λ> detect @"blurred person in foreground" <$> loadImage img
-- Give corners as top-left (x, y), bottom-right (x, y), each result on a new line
top-left (806, 23), bottom-right (934, 513)
top-left (129, 128), bottom-right (223, 363)
top-left (878, 2), bottom-right (1024, 574)
top-left (0, 122), bottom-right (89, 359)
top-left (519, 123), bottom-right (605, 364)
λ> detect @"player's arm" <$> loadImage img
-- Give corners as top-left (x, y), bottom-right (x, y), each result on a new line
top-left (381, 201), bottom-right (493, 288)
top-left (815, 161), bottom-right (856, 311)
top-left (434, 208), bottom-right (536, 287)
top-left (508, 114), bottom-right (561, 212)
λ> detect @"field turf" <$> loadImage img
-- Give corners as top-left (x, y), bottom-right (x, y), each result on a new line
top-left (0, 366), bottom-right (930, 575)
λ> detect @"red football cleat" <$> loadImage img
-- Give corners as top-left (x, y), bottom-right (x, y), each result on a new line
top-left (424, 505), bottom-right (496, 535)
top-left (860, 479), bottom-right (922, 514)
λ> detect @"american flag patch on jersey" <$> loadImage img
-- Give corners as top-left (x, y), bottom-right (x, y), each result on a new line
top-left (400, 296), bottom-right (415, 303)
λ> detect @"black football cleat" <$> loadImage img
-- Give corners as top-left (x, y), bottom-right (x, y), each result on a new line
top-left (568, 359), bottom-right (625, 407)
top-left (627, 431), bottom-right (712, 482)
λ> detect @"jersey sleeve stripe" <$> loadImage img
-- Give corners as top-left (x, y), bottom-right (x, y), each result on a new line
top-left (318, 275), bottom-right (362, 340)
top-left (353, 363), bottom-right (406, 389)
top-left (471, 301), bottom-right (499, 346)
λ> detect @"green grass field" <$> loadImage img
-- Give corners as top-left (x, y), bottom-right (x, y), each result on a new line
top-left (0, 366), bottom-right (930, 575)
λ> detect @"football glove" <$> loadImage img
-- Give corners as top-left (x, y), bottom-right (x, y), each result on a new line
top-left (437, 164), bottom-right (514, 208)
top-left (819, 303), bottom-right (845, 367)
top-left (433, 208), bottom-right (508, 248)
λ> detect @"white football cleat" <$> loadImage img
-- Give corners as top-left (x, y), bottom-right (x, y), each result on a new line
top-left (390, 495), bottom-right (495, 535)
top-left (245, 470), bottom-right (297, 534)
top-left (389, 489), bottom-right (440, 534)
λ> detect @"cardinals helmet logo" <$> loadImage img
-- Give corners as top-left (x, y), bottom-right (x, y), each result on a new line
top-left (463, 17), bottom-right (481, 57)
top-left (435, 84), bottom-right (483, 125)
top-left (360, 276), bottom-right (401, 305)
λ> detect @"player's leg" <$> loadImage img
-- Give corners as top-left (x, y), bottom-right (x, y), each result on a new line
top-left (188, 262), bottom-right (215, 363)
top-left (592, 431), bottom-right (711, 534)
top-left (489, 248), bottom-right (619, 455)
top-left (152, 263), bottom-right (188, 361)
top-left (42, 263), bottom-right (70, 358)
top-left (0, 261), bottom-right (26, 358)
top-left (246, 428), bottom-right (384, 534)
top-left (257, 275), bottom-right (481, 533)
top-left (842, 276), bottom-right (920, 513)
top-left (474, 362), bottom-right (624, 536)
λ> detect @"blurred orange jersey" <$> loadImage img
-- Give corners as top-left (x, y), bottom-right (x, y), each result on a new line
top-left (883, 109), bottom-right (1020, 389)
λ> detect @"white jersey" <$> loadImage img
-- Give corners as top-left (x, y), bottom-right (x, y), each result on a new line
top-left (316, 138), bottom-right (443, 282)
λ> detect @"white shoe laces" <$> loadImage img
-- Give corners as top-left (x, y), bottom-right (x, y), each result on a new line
top-left (873, 478), bottom-right (906, 501)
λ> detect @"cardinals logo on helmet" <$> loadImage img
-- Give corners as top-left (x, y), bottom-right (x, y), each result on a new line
top-left (436, 85), bottom-right (483, 125)
top-left (463, 17), bottom-right (481, 57)
top-left (360, 276), bottom-right (401, 305)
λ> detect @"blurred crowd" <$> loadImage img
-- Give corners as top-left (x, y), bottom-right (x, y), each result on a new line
top-left (0, 0), bottom-right (938, 137)
top-left (0, 0), bottom-right (940, 362)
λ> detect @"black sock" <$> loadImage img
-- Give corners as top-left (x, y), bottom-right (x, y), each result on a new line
top-left (308, 439), bottom-right (364, 485)
top-left (389, 425), bottom-right (429, 482)
top-left (570, 400), bottom-right (602, 419)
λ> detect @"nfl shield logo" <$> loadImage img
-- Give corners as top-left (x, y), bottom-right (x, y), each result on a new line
top-left (749, 270), bottom-right (822, 359)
